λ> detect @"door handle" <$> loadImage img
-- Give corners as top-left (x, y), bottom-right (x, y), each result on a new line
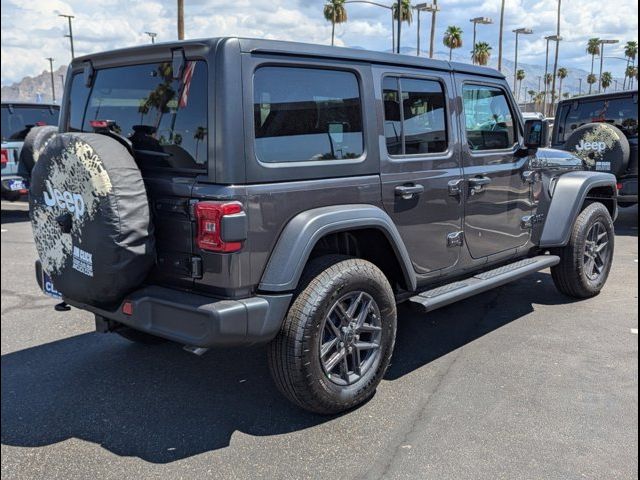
top-left (395, 184), bottom-right (425, 200)
top-left (468, 176), bottom-right (491, 195)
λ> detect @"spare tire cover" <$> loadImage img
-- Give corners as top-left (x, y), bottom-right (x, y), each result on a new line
top-left (564, 122), bottom-right (630, 176)
top-left (29, 133), bottom-right (155, 306)
top-left (19, 125), bottom-right (58, 174)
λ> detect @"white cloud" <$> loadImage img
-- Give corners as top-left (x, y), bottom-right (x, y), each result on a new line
top-left (1, 0), bottom-right (638, 86)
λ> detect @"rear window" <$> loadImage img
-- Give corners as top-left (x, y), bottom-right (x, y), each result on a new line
top-left (253, 66), bottom-right (364, 163)
top-left (1, 105), bottom-right (59, 142)
top-left (557, 96), bottom-right (638, 143)
top-left (68, 61), bottom-right (208, 171)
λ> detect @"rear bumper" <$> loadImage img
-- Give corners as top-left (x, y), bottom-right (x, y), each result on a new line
top-left (36, 262), bottom-right (291, 347)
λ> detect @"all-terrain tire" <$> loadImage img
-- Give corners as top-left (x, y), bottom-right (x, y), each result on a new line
top-left (19, 125), bottom-right (58, 175)
top-left (268, 255), bottom-right (397, 415)
top-left (551, 202), bottom-right (615, 298)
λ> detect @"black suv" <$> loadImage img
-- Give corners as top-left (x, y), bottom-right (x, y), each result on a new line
top-left (552, 90), bottom-right (638, 206)
top-left (29, 38), bottom-right (618, 414)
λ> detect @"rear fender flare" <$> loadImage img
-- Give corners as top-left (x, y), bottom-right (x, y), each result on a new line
top-left (258, 204), bottom-right (417, 292)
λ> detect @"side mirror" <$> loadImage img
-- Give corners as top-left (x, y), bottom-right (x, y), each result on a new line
top-left (524, 119), bottom-right (544, 150)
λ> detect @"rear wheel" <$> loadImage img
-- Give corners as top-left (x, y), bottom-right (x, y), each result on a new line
top-left (551, 202), bottom-right (614, 298)
top-left (268, 255), bottom-right (397, 415)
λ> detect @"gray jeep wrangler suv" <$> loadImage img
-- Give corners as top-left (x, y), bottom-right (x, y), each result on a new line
top-left (29, 38), bottom-right (618, 414)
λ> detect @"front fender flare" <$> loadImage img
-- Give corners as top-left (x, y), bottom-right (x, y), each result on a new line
top-left (539, 171), bottom-right (617, 248)
top-left (258, 204), bottom-right (417, 292)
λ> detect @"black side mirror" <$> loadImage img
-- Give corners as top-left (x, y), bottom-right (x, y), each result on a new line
top-left (524, 119), bottom-right (544, 150)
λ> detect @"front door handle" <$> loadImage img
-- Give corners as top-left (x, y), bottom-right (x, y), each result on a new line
top-left (395, 184), bottom-right (425, 200)
top-left (468, 176), bottom-right (491, 195)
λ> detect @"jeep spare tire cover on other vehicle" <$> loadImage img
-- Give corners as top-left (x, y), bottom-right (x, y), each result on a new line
top-left (19, 125), bottom-right (58, 174)
top-left (29, 133), bottom-right (155, 306)
top-left (564, 122), bottom-right (630, 176)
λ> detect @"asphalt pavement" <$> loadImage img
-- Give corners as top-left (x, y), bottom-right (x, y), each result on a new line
top-left (1, 201), bottom-right (638, 480)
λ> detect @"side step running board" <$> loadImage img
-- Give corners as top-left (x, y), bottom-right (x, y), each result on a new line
top-left (409, 255), bottom-right (560, 313)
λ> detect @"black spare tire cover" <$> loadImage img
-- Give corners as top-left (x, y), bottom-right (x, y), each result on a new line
top-left (19, 125), bottom-right (58, 174)
top-left (564, 122), bottom-right (630, 176)
top-left (29, 133), bottom-right (155, 306)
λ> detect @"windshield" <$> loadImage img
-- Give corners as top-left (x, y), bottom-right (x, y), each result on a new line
top-left (1, 105), bottom-right (59, 142)
top-left (68, 60), bottom-right (208, 171)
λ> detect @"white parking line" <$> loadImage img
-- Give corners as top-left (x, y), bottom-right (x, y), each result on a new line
top-left (1, 229), bottom-right (7, 233)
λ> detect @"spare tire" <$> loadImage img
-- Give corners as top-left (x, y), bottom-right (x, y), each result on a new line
top-left (564, 123), bottom-right (630, 176)
top-left (19, 125), bottom-right (58, 175)
top-left (29, 133), bottom-right (155, 306)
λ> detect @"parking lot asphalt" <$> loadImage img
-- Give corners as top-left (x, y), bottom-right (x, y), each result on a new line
top-left (1, 201), bottom-right (638, 480)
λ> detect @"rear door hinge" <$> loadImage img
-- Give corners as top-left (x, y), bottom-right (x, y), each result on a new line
top-left (447, 231), bottom-right (464, 247)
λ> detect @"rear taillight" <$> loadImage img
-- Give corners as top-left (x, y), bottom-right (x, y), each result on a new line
top-left (0, 149), bottom-right (8, 165)
top-left (194, 201), bottom-right (244, 252)
top-left (616, 183), bottom-right (623, 191)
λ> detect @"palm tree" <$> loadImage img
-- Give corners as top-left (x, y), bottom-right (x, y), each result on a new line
top-left (528, 89), bottom-right (536, 104)
top-left (601, 72), bottom-right (613, 92)
top-left (586, 38), bottom-right (600, 94)
top-left (324, 0), bottom-right (348, 47)
top-left (563, 92), bottom-right (570, 99)
top-left (472, 41), bottom-right (492, 66)
top-left (586, 73), bottom-right (598, 92)
top-left (625, 65), bottom-right (638, 90)
top-left (392, 0), bottom-right (413, 51)
top-left (443, 26), bottom-right (463, 61)
top-left (516, 69), bottom-right (526, 101)
top-left (557, 67), bottom-right (568, 101)
top-left (623, 41), bottom-right (638, 89)
top-left (193, 126), bottom-right (207, 161)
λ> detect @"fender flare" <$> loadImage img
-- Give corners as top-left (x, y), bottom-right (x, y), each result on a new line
top-left (258, 204), bottom-right (417, 292)
top-left (539, 171), bottom-right (618, 248)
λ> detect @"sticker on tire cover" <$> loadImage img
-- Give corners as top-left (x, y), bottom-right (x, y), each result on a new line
top-left (571, 125), bottom-right (620, 169)
top-left (31, 136), bottom-right (113, 276)
top-left (72, 246), bottom-right (93, 277)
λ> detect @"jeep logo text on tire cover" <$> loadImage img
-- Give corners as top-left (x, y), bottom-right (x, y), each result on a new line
top-left (575, 139), bottom-right (607, 154)
top-left (43, 181), bottom-right (85, 219)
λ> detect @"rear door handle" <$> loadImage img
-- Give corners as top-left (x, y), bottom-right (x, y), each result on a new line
top-left (468, 176), bottom-right (491, 195)
top-left (395, 184), bottom-right (425, 199)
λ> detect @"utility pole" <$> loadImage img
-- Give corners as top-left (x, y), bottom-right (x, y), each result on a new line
top-left (415, 3), bottom-right (439, 57)
top-left (177, 0), bottom-right (185, 40)
top-left (429, 0), bottom-right (438, 58)
top-left (396, 0), bottom-right (402, 54)
top-left (58, 14), bottom-right (75, 59)
top-left (46, 58), bottom-right (56, 103)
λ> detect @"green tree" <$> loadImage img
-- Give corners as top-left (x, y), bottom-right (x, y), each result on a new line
top-left (443, 25), bottom-right (463, 61)
top-left (556, 67), bottom-right (568, 101)
top-left (586, 73), bottom-right (598, 91)
top-left (601, 71), bottom-right (613, 92)
top-left (324, 0), bottom-right (348, 47)
top-left (626, 65), bottom-right (638, 90)
top-left (586, 38), bottom-right (600, 93)
top-left (527, 89), bottom-right (536, 104)
top-left (472, 41), bottom-right (492, 66)
top-left (516, 69), bottom-right (526, 100)
top-left (193, 126), bottom-right (207, 161)
top-left (623, 41), bottom-right (638, 89)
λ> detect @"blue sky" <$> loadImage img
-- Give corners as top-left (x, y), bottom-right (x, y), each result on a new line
top-left (1, 0), bottom-right (638, 86)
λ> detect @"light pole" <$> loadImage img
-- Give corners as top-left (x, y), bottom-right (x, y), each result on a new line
top-left (512, 28), bottom-right (533, 94)
top-left (429, 0), bottom-right (438, 58)
top-left (415, 3), bottom-right (439, 57)
top-left (46, 58), bottom-right (55, 103)
top-left (549, 0), bottom-right (562, 117)
top-left (544, 35), bottom-right (561, 116)
top-left (344, 1), bottom-right (395, 51)
top-left (598, 41), bottom-right (620, 92)
top-left (145, 32), bottom-right (157, 44)
top-left (578, 77), bottom-right (582, 95)
top-left (497, 0), bottom-right (505, 71)
top-left (470, 17), bottom-right (493, 65)
top-left (58, 14), bottom-right (75, 60)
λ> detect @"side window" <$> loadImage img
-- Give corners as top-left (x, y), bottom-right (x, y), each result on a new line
top-left (463, 85), bottom-right (516, 151)
top-left (382, 76), bottom-right (448, 156)
top-left (253, 67), bottom-right (364, 163)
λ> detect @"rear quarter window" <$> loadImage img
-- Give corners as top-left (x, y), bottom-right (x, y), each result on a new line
top-left (253, 66), bottom-right (364, 163)
top-left (1, 105), bottom-right (59, 142)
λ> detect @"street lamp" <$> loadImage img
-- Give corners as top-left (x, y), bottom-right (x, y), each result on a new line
top-left (512, 28), bottom-right (533, 94)
top-left (58, 14), bottom-right (75, 60)
top-left (415, 3), bottom-right (439, 57)
top-left (46, 58), bottom-right (55, 103)
top-left (544, 35), bottom-right (562, 115)
top-left (145, 32), bottom-right (157, 44)
top-left (470, 17), bottom-right (493, 65)
top-left (598, 39), bottom-right (620, 92)
top-left (344, 1), bottom-right (395, 51)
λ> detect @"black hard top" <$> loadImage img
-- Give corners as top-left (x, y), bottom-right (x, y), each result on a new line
top-left (72, 36), bottom-right (505, 79)
top-left (557, 89), bottom-right (638, 105)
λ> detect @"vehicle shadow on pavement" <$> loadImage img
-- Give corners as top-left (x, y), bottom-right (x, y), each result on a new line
top-left (613, 205), bottom-right (638, 237)
top-left (2, 271), bottom-right (576, 463)
top-left (0, 208), bottom-right (30, 225)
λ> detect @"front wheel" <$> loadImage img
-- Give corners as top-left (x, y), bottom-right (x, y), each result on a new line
top-left (268, 256), bottom-right (397, 415)
top-left (551, 202), bottom-right (615, 299)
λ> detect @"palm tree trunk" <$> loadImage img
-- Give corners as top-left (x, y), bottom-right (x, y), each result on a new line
top-left (550, 0), bottom-right (561, 116)
top-left (331, 14), bottom-right (336, 46)
top-left (449, 47), bottom-right (452, 61)
top-left (623, 57), bottom-right (629, 89)
top-left (558, 78), bottom-right (563, 101)
top-left (589, 54), bottom-right (595, 94)
top-left (177, 0), bottom-right (184, 40)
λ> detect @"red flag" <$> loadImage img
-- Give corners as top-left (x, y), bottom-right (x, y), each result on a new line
top-left (179, 61), bottom-right (196, 108)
